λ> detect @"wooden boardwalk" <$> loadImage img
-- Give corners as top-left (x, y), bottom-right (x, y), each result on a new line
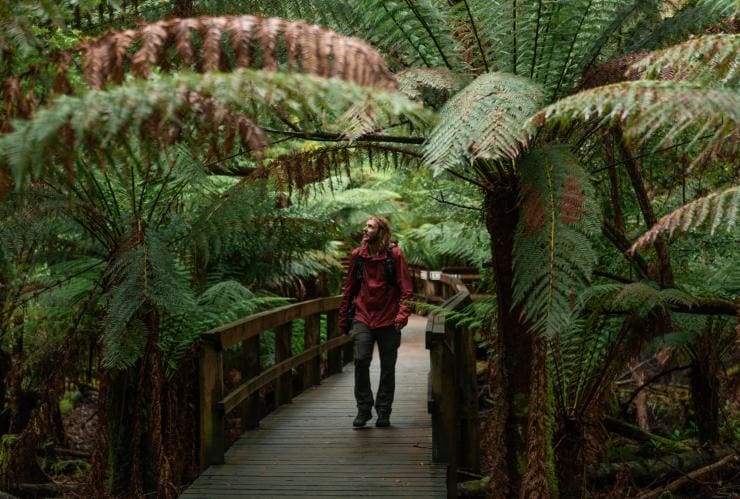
top-left (181, 314), bottom-right (447, 498)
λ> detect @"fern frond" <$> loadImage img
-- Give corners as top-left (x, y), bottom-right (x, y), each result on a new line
top-left (398, 221), bottom-right (489, 268)
top-left (531, 80), bottom-right (739, 164)
top-left (627, 0), bottom-right (738, 52)
top-left (1, 69), bottom-right (426, 186)
top-left (580, 281), bottom-right (702, 317)
top-left (629, 34), bottom-right (739, 86)
top-left (513, 146), bottom-right (599, 338)
top-left (396, 67), bottom-right (468, 101)
top-left (81, 15), bottom-right (397, 90)
top-left (423, 72), bottom-right (544, 174)
top-left (102, 227), bottom-right (195, 368)
top-left (629, 186), bottom-right (740, 254)
top-left (267, 142), bottom-right (420, 193)
top-left (345, 0), bottom-right (463, 71)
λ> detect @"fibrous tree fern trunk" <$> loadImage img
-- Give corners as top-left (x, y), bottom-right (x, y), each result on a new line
top-left (483, 179), bottom-right (546, 496)
top-left (689, 319), bottom-right (721, 443)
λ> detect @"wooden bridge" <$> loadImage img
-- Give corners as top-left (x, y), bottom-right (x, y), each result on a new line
top-left (181, 270), bottom-right (480, 498)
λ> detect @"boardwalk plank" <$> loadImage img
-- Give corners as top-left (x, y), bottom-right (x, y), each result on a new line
top-left (181, 315), bottom-right (446, 498)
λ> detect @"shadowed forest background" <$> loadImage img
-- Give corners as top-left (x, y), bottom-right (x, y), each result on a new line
top-left (0, 0), bottom-right (738, 497)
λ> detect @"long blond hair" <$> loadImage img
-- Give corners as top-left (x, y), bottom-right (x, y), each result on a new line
top-left (367, 216), bottom-right (391, 253)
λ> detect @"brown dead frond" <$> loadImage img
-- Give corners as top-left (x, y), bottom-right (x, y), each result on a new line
top-left (629, 186), bottom-right (740, 254)
top-left (523, 185), bottom-right (547, 237)
top-left (81, 15), bottom-right (397, 90)
top-left (577, 52), bottom-right (675, 91)
top-left (559, 176), bottom-right (587, 225)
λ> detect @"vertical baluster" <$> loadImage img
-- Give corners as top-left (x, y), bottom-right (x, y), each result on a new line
top-left (326, 310), bottom-right (342, 375)
top-left (199, 337), bottom-right (224, 469)
top-left (275, 322), bottom-right (293, 405)
top-left (304, 314), bottom-right (321, 389)
top-left (241, 333), bottom-right (261, 429)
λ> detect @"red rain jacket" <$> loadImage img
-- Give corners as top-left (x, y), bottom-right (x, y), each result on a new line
top-left (338, 244), bottom-right (413, 330)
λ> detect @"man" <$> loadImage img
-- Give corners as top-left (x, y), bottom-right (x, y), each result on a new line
top-left (338, 216), bottom-right (413, 428)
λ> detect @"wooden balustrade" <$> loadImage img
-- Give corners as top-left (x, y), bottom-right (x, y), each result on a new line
top-left (417, 270), bottom-right (480, 493)
top-left (198, 295), bottom-right (353, 469)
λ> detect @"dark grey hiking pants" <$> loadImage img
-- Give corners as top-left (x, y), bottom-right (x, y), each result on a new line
top-left (351, 321), bottom-right (401, 416)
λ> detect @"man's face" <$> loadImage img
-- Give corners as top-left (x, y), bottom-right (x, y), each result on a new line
top-left (362, 219), bottom-right (380, 243)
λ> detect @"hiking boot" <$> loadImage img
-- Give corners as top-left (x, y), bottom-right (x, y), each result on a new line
top-left (353, 411), bottom-right (372, 427)
top-left (375, 413), bottom-right (390, 427)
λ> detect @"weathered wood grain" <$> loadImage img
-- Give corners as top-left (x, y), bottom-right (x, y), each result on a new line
top-left (182, 315), bottom-right (446, 498)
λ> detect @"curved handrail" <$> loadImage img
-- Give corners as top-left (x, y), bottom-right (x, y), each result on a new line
top-left (198, 294), bottom-right (352, 469)
top-left (414, 269), bottom-right (481, 484)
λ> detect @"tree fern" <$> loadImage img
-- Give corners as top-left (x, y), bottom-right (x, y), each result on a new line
top-left (398, 221), bottom-right (489, 268)
top-left (531, 80), bottom-right (739, 164)
top-left (579, 281), bottom-right (699, 318)
top-left (630, 34), bottom-right (739, 86)
top-left (423, 71), bottom-right (544, 175)
top-left (0, 69), bottom-right (427, 186)
top-left (102, 227), bottom-right (195, 369)
top-left (79, 14), bottom-right (396, 90)
top-left (626, 0), bottom-right (738, 52)
top-left (630, 185), bottom-right (739, 254)
top-left (512, 145), bottom-right (599, 338)
top-left (346, 0), bottom-right (463, 71)
top-left (396, 67), bottom-right (468, 103)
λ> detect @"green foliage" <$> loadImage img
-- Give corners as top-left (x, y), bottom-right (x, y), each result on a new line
top-left (1, 68), bottom-right (428, 187)
top-left (346, 0), bottom-right (464, 71)
top-left (513, 146), bottom-right (599, 338)
top-left (631, 34), bottom-right (739, 86)
top-left (396, 67), bottom-right (468, 104)
top-left (533, 80), bottom-right (739, 164)
top-left (626, 0), bottom-right (737, 52)
top-left (423, 72), bottom-right (544, 175)
top-left (630, 185), bottom-right (739, 254)
top-left (399, 221), bottom-right (488, 268)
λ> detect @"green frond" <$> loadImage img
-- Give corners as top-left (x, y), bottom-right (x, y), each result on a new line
top-left (532, 80), bottom-right (739, 164)
top-left (627, 0), bottom-right (738, 52)
top-left (630, 34), bottom-right (739, 86)
top-left (512, 145), bottom-right (599, 338)
top-left (579, 281), bottom-right (702, 318)
top-left (102, 228), bottom-right (194, 369)
top-left (398, 221), bottom-right (488, 268)
top-left (0, 68), bottom-right (428, 187)
top-left (531, 0), bottom-right (627, 98)
top-left (423, 71), bottom-right (544, 175)
top-left (308, 185), bottom-right (402, 227)
top-left (347, 0), bottom-right (464, 71)
top-left (396, 67), bottom-right (468, 102)
top-left (268, 142), bottom-right (420, 194)
top-left (630, 185), bottom-right (739, 254)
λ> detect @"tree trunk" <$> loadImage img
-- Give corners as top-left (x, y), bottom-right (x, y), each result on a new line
top-left (689, 320), bottom-right (720, 443)
top-left (483, 182), bottom-right (542, 497)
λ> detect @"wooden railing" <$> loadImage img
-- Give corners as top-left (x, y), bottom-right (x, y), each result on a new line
top-left (413, 269), bottom-right (480, 493)
top-left (198, 295), bottom-right (353, 469)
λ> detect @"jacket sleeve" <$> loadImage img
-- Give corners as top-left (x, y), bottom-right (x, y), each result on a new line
top-left (393, 248), bottom-right (413, 327)
top-left (338, 249), bottom-right (360, 331)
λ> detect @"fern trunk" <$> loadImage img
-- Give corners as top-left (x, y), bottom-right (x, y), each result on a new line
top-left (689, 320), bottom-right (720, 443)
top-left (484, 183), bottom-right (528, 494)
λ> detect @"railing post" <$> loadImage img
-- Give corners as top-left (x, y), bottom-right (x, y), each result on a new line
top-left (326, 311), bottom-right (342, 375)
top-left (275, 322), bottom-right (293, 405)
top-left (199, 337), bottom-right (224, 469)
top-left (454, 323), bottom-right (480, 475)
top-left (241, 334), bottom-right (261, 429)
top-left (304, 314), bottom-right (321, 389)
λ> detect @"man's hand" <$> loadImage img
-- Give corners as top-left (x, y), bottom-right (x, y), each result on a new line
top-left (394, 323), bottom-right (403, 333)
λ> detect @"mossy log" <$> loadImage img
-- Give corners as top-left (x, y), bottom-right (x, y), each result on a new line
top-left (604, 416), bottom-right (690, 451)
top-left (588, 447), bottom-right (734, 487)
